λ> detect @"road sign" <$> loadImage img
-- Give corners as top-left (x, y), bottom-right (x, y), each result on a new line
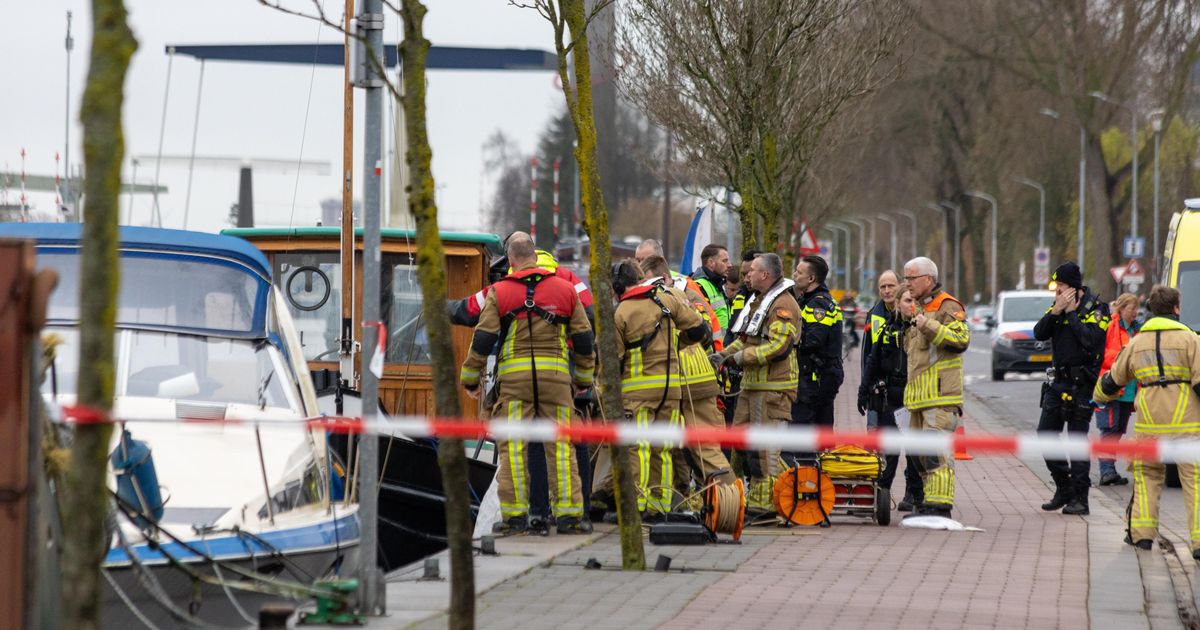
top-left (1122, 258), bottom-right (1145, 285)
top-left (1123, 236), bottom-right (1145, 259)
top-left (1110, 266), bottom-right (1126, 284)
top-left (1034, 247), bottom-right (1050, 265)
top-left (797, 223), bottom-right (820, 255)
top-left (1033, 247), bottom-right (1050, 285)
top-left (817, 239), bottom-right (832, 257)
top-left (1033, 267), bottom-right (1049, 285)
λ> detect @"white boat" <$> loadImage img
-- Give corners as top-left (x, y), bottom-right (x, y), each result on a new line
top-left (1, 223), bottom-right (360, 628)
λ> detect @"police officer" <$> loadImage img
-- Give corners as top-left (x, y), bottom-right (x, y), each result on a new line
top-left (459, 233), bottom-right (595, 535)
top-left (788, 255), bottom-right (844, 463)
top-left (716, 253), bottom-right (800, 514)
top-left (858, 276), bottom-right (924, 511)
top-left (614, 258), bottom-right (709, 517)
top-left (1094, 286), bottom-right (1200, 556)
top-left (691, 244), bottom-right (732, 334)
top-left (1034, 261), bottom-right (1109, 516)
top-left (902, 256), bottom-right (970, 518)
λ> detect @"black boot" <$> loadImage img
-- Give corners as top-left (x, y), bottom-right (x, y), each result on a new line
top-left (527, 516), bottom-right (550, 537)
top-left (897, 491), bottom-right (917, 512)
top-left (1063, 486), bottom-right (1089, 515)
top-left (492, 515), bottom-right (528, 535)
top-left (1041, 484), bottom-right (1071, 512)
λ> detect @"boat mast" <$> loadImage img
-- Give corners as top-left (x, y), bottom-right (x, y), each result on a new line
top-left (64, 11), bottom-right (75, 221)
top-left (340, 0), bottom-right (357, 388)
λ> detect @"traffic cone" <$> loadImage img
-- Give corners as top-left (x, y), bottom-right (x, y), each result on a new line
top-left (953, 425), bottom-right (973, 461)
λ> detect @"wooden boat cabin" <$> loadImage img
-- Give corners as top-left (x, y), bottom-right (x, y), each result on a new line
top-left (224, 226), bottom-right (502, 418)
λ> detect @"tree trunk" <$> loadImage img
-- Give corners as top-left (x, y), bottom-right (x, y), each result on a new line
top-left (562, 0), bottom-right (645, 570)
top-left (399, 1), bottom-right (475, 625)
top-left (61, 2), bottom-right (136, 628)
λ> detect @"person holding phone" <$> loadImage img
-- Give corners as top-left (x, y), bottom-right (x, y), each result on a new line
top-left (1033, 261), bottom-right (1110, 516)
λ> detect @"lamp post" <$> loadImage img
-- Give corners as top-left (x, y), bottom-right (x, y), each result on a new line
top-left (939, 201), bottom-right (963, 297)
top-left (894, 209), bottom-right (918, 260)
top-left (965, 191), bottom-right (999, 303)
top-left (827, 224), bottom-right (849, 289)
top-left (1150, 110), bottom-right (1164, 278)
top-left (1013, 177), bottom-right (1046, 248)
top-left (1090, 91), bottom-right (1139, 249)
top-left (844, 218), bottom-right (868, 293)
top-left (1040, 107), bottom-right (1086, 274)
top-left (924, 202), bottom-right (951, 287)
top-left (876, 214), bottom-right (898, 273)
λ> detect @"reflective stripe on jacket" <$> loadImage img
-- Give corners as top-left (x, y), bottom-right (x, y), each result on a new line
top-left (903, 288), bottom-right (970, 410)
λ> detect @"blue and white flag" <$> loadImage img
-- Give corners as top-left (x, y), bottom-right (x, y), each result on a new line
top-left (679, 203), bottom-right (712, 274)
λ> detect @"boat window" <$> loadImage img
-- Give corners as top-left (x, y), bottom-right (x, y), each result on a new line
top-left (40, 252), bottom-right (262, 334)
top-left (122, 332), bottom-right (291, 407)
top-left (275, 252), bottom-right (342, 362)
top-left (1178, 262), bottom-right (1200, 331)
top-left (383, 255), bottom-right (431, 364)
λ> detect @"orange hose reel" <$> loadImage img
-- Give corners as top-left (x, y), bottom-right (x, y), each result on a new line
top-left (772, 466), bottom-right (836, 526)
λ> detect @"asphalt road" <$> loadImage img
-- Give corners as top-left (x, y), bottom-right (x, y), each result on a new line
top-left (963, 336), bottom-right (1047, 433)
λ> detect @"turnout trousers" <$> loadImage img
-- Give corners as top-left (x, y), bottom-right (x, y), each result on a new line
top-left (625, 399), bottom-right (682, 514)
top-left (494, 381), bottom-right (584, 520)
top-left (1129, 457), bottom-right (1200, 551)
top-left (909, 406), bottom-right (961, 508)
top-left (732, 390), bottom-right (790, 511)
top-left (676, 394), bottom-right (736, 489)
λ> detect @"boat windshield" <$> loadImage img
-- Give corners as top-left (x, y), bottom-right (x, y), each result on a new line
top-left (45, 327), bottom-right (293, 410)
top-left (40, 251), bottom-right (266, 336)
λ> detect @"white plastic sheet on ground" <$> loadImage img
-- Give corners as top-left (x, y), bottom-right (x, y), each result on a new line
top-left (472, 472), bottom-right (501, 539)
top-left (899, 515), bottom-right (985, 532)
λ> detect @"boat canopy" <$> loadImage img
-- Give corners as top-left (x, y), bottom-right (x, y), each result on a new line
top-left (0, 224), bottom-right (272, 338)
top-left (223, 226), bottom-right (504, 256)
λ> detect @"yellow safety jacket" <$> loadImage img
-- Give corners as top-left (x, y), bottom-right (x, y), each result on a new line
top-left (615, 281), bottom-right (706, 405)
top-left (903, 288), bottom-right (970, 410)
top-left (678, 284), bottom-right (722, 399)
top-left (1095, 316), bottom-right (1200, 436)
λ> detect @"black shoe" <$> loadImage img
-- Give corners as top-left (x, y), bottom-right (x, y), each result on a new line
top-left (1192, 548), bottom-right (1200, 561)
top-left (492, 515), bottom-right (528, 535)
top-left (528, 516), bottom-right (550, 537)
top-left (912, 502), bottom-right (952, 518)
top-left (1062, 499), bottom-right (1089, 515)
top-left (1134, 539), bottom-right (1152, 550)
top-left (602, 511), bottom-right (619, 524)
top-left (897, 492), bottom-right (916, 512)
top-left (556, 516), bottom-right (593, 535)
top-left (640, 511), bottom-right (668, 524)
top-left (1041, 486), bottom-right (1071, 512)
top-left (1099, 471), bottom-right (1129, 486)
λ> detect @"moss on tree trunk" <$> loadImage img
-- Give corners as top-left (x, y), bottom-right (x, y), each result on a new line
top-left (399, 1), bottom-right (475, 626)
top-left (61, 2), bottom-right (136, 628)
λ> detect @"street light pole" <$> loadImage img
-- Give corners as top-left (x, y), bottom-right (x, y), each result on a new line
top-left (1014, 177), bottom-right (1046, 248)
top-left (1091, 91), bottom-right (1139, 249)
top-left (1041, 107), bottom-right (1086, 274)
top-left (844, 218), bottom-right (868, 293)
top-left (966, 191), bottom-right (999, 303)
top-left (894, 209), bottom-right (918, 261)
top-left (1151, 111), bottom-right (1164, 278)
top-left (828, 223), bottom-right (850, 290)
top-left (925, 202), bottom-right (950, 286)
top-left (939, 201), bottom-right (963, 297)
top-left (877, 214), bottom-right (898, 273)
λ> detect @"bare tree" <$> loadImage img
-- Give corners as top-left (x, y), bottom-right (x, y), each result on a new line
top-left (616, 0), bottom-right (910, 251)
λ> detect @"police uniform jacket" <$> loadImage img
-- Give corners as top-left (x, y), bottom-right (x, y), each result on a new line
top-left (795, 283), bottom-right (844, 402)
top-left (1032, 287), bottom-right (1109, 391)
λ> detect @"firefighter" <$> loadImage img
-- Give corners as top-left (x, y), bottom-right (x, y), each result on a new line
top-left (448, 243), bottom-right (595, 528)
top-left (641, 255), bottom-right (735, 494)
top-left (1094, 286), bottom-right (1200, 556)
top-left (459, 233), bottom-right (595, 535)
top-left (788, 255), bottom-right (844, 463)
top-left (725, 249), bottom-right (762, 347)
top-left (722, 252), bottom-right (760, 428)
top-left (691, 243), bottom-right (732, 334)
top-left (1033, 261), bottom-right (1109, 516)
top-left (858, 276), bottom-right (924, 511)
top-left (613, 258), bottom-right (709, 517)
top-left (901, 256), bottom-right (970, 518)
top-left (714, 253), bottom-right (800, 514)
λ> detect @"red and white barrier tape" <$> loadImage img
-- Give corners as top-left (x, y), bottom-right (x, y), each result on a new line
top-left (55, 404), bottom-right (1199, 463)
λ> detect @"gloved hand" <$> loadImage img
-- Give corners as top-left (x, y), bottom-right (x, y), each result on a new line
top-left (708, 352), bottom-right (725, 372)
top-left (856, 388), bottom-right (868, 416)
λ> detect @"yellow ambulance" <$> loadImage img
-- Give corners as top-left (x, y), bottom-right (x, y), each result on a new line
top-left (1162, 198), bottom-right (1200, 330)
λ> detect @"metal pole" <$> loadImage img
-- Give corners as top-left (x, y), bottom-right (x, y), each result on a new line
top-left (895, 209), bottom-right (917, 261)
top-left (845, 218), bottom-right (867, 293)
top-left (1014, 178), bottom-right (1045, 248)
top-left (183, 60), bottom-right (205, 229)
top-left (939, 202), bottom-right (961, 297)
top-left (64, 11), bottom-right (74, 220)
top-left (1153, 125), bottom-right (1161, 278)
top-left (724, 187), bottom-right (735, 257)
top-left (1131, 108), bottom-right (1138, 242)
top-left (829, 223), bottom-right (848, 289)
top-left (877, 214), bottom-right (897, 272)
top-left (127, 159), bottom-right (138, 225)
top-left (1079, 127), bottom-right (1086, 273)
top-left (358, 0), bottom-right (385, 614)
top-left (151, 47), bottom-right (176, 228)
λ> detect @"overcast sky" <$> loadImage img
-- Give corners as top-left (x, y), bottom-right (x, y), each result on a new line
top-left (2, 0), bottom-right (565, 232)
